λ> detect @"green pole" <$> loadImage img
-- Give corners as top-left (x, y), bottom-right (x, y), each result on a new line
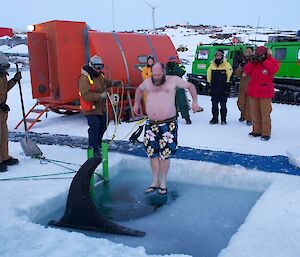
top-left (87, 147), bottom-right (95, 199)
top-left (87, 147), bottom-right (94, 159)
top-left (102, 142), bottom-right (109, 181)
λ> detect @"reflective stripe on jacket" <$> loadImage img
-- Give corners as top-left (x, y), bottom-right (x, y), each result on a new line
top-left (79, 74), bottom-right (96, 111)
top-left (78, 68), bottom-right (113, 116)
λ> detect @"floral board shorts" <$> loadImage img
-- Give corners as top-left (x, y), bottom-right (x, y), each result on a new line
top-left (144, 117), bottom-right (178, 159)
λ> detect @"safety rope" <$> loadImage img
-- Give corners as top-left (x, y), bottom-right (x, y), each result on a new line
top-left (105, 81), bottom-right (125, 145)
top-left (0, 156), bottom-right (108, 182)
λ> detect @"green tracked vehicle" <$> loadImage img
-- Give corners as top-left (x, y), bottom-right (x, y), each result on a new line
top-left (188, 32), bottom-right (300, 105)
top-left (266, 34), bottom-right (300, 105)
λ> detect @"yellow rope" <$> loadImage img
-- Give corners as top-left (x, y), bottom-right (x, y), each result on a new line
top-left (103, 81), bottom-right (147, 146)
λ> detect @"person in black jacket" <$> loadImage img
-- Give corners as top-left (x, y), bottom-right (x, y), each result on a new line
top-left (207, 50), bottom-right (233, 125)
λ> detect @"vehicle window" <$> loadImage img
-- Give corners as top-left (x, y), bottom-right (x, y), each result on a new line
top-left (197, 50), bottom-right (208, 60)
top-left (138, 56), bottom-right (148, 64)
top-left (223, 50), bottom-right (229, 58)
top-left (274, 48), bottom-right (286, 60)
top-left (298, 49), bottom-right (300, 60)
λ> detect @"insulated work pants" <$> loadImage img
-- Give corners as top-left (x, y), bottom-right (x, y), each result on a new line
top-left (211, 94), bottom-right (228, 122)
top-left (175, 89), bottom-right (190, 120)
top-left (237, 82), bottom-right (251, 121)
top-left (0, 111), bottom-right (10, 163)
top-left (249, 97), bottom-right (272, 136)
top-left (86, 113), bottom-right (107, 155)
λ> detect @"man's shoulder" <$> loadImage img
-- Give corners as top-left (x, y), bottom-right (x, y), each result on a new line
top-left (143, 77), bottom-right (152, 84)
top-left (166, 75), bottom-right (181, 82)
top-left (166, 75), bottom-right (183, 87)
top-left (140, 77), bottom-right (152, 89)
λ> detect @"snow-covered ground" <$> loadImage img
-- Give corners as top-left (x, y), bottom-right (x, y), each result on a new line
top-left (1, 26), bottom-right (300, 257)
top-left (1, 44), bottom-right (28, 55)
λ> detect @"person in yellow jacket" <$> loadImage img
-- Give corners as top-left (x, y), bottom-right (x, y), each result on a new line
top-left (141, 55), bottom-right (154, 80)
top-left (207, 50), bottom-right (233, 125)
top-left (78, 55), bottom-right (122, 157)
top-left (0, 52), bottom-right (21, 172)
top-left (141, 56), bottom-right (155, 105)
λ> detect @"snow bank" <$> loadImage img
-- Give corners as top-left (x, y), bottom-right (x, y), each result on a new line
top-left (287, 147), bottom-right (300, 168)
top-left (2, 44), bottom-right (28, 54)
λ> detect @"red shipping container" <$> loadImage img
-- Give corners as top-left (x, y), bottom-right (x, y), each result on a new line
top-left (0, 27), bottom-right (13, 38)
top-left (27, 20), bottom-right (179, 119)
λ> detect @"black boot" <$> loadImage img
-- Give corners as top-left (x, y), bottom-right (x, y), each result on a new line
top-left (0, 163), bottom-right (8, 172)
top-left (209, 118), bottom-right (218, 125)
top-left (185, 117), bottom-right (192, 124)
top-left (249, 132), bottom-right (262, 137)
top-left (2, 157), bottom-right (19, 166)
top-left (261, 135), bottom-right (270, 141)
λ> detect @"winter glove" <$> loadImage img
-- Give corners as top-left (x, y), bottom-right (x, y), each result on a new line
top-left (0, 103), bottom-right (10, 112)
top-left (240, 60), bottom-right (247, 67)
top-left (112, 80), bottom-right (123, 87)
top-left (249, 55), bottom-right (258, 63)
top-left (257, 54), bottom-right (266, 63)
top-left (225, 82), bottom-right (232, 96)
top-left (99, 91), bottom-right (107, 99)
top-left (206, 82), bottom-right (211, 96)
top-left (13, 71), bottom-right (22, 82)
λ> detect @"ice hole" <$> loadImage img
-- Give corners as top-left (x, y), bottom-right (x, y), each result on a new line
top-left (36, 156), bottom-right (271, 257)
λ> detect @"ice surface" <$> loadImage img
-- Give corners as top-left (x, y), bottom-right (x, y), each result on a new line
top-left (37, 160), bottom-right (262, 257)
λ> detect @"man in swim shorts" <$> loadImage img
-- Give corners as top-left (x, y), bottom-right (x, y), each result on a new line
top-left (133, 63), bottom-right (200, 195)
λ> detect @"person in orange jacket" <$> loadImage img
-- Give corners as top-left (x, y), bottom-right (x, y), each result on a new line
top-left (243, 46), bottom-right (280, 141)
top-left (78, 55), bottom-right (122, 156)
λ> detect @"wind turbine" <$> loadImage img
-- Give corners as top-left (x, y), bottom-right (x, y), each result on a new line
top-left (112, 0), bottom-right (115, 31)
top-left (143, 0), bottom-right (163, 32)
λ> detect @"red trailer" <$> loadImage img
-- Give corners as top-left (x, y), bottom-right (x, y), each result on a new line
top-left (16, 20), bottom-right (179, 130)
top-left (0, 27), bottom-right (13, 38)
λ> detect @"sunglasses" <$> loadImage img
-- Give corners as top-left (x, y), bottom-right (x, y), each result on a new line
top-left (93, 63), bottom-right (104, 70)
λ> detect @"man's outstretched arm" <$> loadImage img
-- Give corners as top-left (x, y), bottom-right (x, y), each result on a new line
top-left (176, 77), bottom-right (200, 112)
top-left (133, 80), bottom-right (146, 115)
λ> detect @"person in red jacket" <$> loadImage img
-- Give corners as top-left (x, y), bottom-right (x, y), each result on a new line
top-left (243, 46), bottom-right (280, 141)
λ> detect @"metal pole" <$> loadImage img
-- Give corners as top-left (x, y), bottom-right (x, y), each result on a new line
top-left (152, 7), bottom-right (155, 31)
top-left (102, 142), bottom-right (109, 181)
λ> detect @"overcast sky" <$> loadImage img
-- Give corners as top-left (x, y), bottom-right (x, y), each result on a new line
top-left (1, 0), bottom-right (299, 32)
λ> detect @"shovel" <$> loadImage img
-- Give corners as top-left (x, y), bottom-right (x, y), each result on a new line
top-left (16, 63), bottom-right (43, 157)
